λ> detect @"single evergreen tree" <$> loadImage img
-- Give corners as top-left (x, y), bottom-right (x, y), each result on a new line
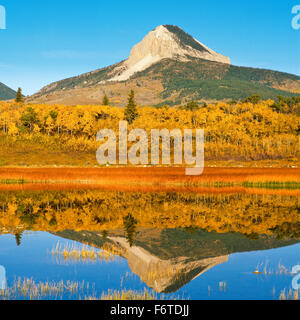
top-left (124, 90), bottom-right (138, 124)
top-left (15, 87), bottom-right (24, 103)
top-left (102, 94), bottom-right (110, 106)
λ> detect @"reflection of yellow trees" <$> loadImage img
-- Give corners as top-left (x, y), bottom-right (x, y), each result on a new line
top-left (0, 190), bottom-right (299, 238)
top-left (0, 100), bottom-right (299, 160)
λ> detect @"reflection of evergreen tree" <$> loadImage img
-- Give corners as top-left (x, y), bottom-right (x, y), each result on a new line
top-left (101, 230), bottom-right (108, 240)
top-left (15, 232), bottom-right (23, 246)
top-left (123, 213), bottom-right (138, 247)
top-left (184, 226), bottom-right (196, 235)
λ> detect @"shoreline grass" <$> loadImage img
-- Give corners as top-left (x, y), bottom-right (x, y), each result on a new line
top-left (242, 181), bottom-right (300, 190)
top-left (0, 179), bottom-right (27, 185)
top-left (0, 277), bottom-right (170, 301)
top-left (50, 242), bottom-right (124, 264)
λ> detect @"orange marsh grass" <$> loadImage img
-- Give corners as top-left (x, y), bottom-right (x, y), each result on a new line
top-left (0, 167), bottom-right (299, 185)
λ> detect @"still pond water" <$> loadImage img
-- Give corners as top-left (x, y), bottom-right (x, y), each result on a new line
top-left (0, 187), bottom-right (299, 300)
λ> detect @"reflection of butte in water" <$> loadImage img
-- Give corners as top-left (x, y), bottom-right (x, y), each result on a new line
top-left (55, 229), bottom-right (299, 293)
top-left (109, 236), bottom-right (228, 293)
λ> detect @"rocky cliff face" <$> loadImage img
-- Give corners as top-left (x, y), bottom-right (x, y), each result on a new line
top-left (110, 25), bottom-right (230, 82)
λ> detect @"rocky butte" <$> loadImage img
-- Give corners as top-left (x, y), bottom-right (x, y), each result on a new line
top-left (109, 25), bottom-right (231, 82)
top-left (29, 25), bottom-right (300, 106)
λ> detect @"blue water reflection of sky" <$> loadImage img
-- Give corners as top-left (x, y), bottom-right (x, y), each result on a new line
top-left (0, 232), bottom-right (299, 300)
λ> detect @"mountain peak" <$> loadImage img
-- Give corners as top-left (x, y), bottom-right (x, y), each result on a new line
top-left (109, 25), bottom-right (231, 82)
top-left (163, 25), bottom-right (211, 53)
top-left (31, 25), bottom-right (300, 106)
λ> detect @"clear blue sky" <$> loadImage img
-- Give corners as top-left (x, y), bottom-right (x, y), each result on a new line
top-left (0, 0), bottom-right (299, 95)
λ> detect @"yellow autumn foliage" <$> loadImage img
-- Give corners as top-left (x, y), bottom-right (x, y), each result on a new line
top-left (0, 100), bottom-right (298, 161)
